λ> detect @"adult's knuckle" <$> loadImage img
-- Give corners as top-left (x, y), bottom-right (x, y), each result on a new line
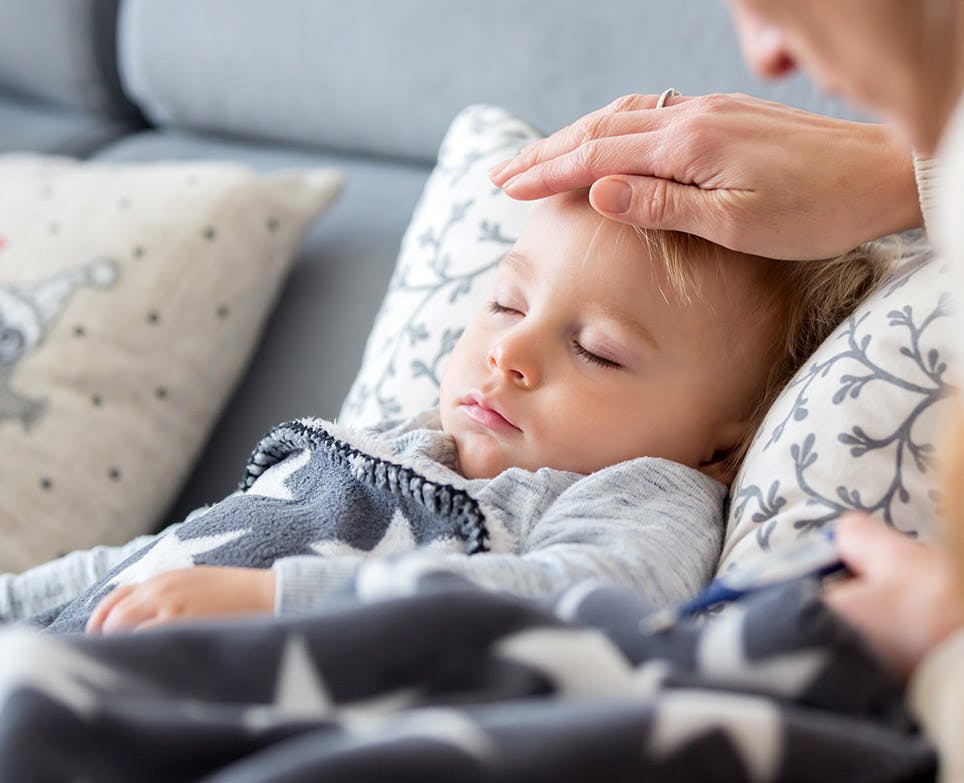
top-left (610, 93), bottom-right (647, 113)
top-left (694, 92), bottom-right (731, 114)
top-left (578, 139), bottom-right (609, 178)
top-left (642, 177), bottom-right (672, 226)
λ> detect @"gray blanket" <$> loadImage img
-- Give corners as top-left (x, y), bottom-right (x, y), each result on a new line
top-left (0, 574), bottom-right (935, 781)
top-left (32, 418), bottom-right (489, 632)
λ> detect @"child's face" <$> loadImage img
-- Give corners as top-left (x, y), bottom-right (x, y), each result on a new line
top-left (439, 192), bottom-right (775, 481)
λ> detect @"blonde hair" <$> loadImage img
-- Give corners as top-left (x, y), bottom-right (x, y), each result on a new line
top-left (633, 228), bottom-right (898, 475)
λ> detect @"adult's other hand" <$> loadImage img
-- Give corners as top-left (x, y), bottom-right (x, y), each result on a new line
top-left (490, 93), bottom-right (922, 260)
top-left (824, 514), bottom-right (964, 678)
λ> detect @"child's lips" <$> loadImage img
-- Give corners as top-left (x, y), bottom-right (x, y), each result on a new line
top-left (461, 395), bottom-right (522, 433)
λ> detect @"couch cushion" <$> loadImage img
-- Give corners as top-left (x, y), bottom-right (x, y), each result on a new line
top-left (118, 0), bottom-right (865, 162)
top-left (0, 153), bottom-right (341, 570)
top-left (0, 0), bottom-right (137, 118)
top-left (0, 94), bottom-right (134, 156)
top-left (92, 130), bottom-right (431, 523)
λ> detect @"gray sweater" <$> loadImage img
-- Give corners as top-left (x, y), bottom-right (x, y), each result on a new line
top-left (0, 410), bottom-right (726, 624)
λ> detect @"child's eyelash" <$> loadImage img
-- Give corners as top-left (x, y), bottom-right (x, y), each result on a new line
top-left (488, 301), bottom-right (518, 315)
top-left (572, 340), bottom-right (620, 369)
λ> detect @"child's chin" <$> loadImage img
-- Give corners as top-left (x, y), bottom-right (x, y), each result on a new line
top-left (455, 438), bottom-right (512, 480)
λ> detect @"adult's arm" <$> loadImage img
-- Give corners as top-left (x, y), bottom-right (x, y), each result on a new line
top-left (825, 514), bottom-right (964, 783)
top-left (491, 93), bottom-right (922, 260)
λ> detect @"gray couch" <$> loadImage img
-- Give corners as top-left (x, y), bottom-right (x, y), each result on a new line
top-left (0, 0), bottom-right (864, 528)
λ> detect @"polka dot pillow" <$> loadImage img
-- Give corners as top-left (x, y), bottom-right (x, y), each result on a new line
top-left (341, 104), bottom-right (952, 579)
top-left (0, 154), bottom-right (341, 571)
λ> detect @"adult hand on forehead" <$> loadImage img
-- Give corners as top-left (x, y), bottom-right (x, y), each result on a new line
top-left (490, 92), bottom-right (922, 260)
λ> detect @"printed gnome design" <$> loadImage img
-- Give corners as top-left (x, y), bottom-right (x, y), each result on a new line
top-left (0, 243), bottom-right (119, 429)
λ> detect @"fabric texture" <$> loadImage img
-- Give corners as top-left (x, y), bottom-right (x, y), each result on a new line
top-left (117, 0), bottom-right (864, 161)
top-left (3, 410), bottom-right (725, 632)
top-left (909, 628), bottom-right (964, 783)
top-left (0, 154), bottom-right (342, 571)
top-left (722, 245), bottom-right (954, 570)
top-left (0, 575), bottom-right (935, 781)
top-left (90, 131), bottom-right (431, 522)
top-left (0, 0), bottom-right (135, 117)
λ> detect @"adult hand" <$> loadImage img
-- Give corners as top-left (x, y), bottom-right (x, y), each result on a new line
top-left (85, 566), bottom-right (276, 634)
top-left (490, 93), bottom-right (922, 260)
top-left (824, 514), bottom-right (964, 678)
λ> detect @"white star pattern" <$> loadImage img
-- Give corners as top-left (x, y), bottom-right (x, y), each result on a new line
top-left (308, 507), bottom-right (417, 558)
top-left (494, 628), bottom-right (672, 699)
top-left (344, 708), bottom-right (497, 762)
top-left (647, 690), bottom-right (782, 783)
top-left (354, 551), bottom-right (453, 603)
top-left (242, 635), bottom-right (420, 733)
top-left (243, 634), bottom-right (332, 731)
top-left (246, 449), bottom-right (311, 501)
top-left (553, 580), bottom-right (609, 622)
top-left (696, 605), bottom-right (825, 697)
top-left (101, 527), bottom-right (250, 597)
top-left (0, 628), bottom-right (121, 718)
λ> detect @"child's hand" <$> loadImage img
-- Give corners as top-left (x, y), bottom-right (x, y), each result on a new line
top-left (85, 566), bottom-right (276, 635)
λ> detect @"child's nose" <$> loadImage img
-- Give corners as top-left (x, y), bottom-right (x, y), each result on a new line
top-left (487, 337), bottom-right (540, 389)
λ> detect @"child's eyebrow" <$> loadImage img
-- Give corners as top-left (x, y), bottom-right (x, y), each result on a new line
top-left (599, 306), bottom-right (661, 351)
top-left (499, 250), bottom-right (533, 278)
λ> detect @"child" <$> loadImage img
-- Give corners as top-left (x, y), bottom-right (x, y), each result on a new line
top-left (0, 190), bottom-right (892, 634)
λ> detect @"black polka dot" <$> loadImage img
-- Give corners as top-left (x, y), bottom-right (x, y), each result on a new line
top-left (217, 304), bottom-right (230, 319)
top-left (266, 217), bottom-right (280, 232)
top-left (40, 477), bottom-right (53, 491)
top-left (155, 386), bottom-right (168, 399)
top-left (133, 245), bottom-right (146, 259)
top-left (73, 325), bottom-right (86, 337)
top-left (109, 467), bottom-right (121, 481)
top-left (91, 394), bottom-right (102, 407)
top-left (203, 226), bottom-right (217, 241)
top-left (147, 310), bottom-right (160, 325)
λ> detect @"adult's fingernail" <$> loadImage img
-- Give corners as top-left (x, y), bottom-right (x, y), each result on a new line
top-left (591, 180), bottom-right (632, 214)
top-left (501, 172), bottom-right (523, 192)
top-left (489, 158), bottom-right (513, 181)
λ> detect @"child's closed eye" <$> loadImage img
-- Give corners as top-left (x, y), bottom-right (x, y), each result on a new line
top-left (572, 340), bottom-right (621, 369)
top-left (488, 300), bottom-right (523, 316)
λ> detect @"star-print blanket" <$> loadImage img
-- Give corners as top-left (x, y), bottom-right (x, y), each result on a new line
top-left (0, 574), bottom-right (935, 781)
top-left (31, 418), bottom-right (490, 633)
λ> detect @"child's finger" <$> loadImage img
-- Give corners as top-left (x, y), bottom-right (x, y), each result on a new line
top-left (86, 584), bottom-right (136, 635)
top-left (133, 615), bottom-right (177, 633)
top-left (100, 593), bottom-right (159, 635)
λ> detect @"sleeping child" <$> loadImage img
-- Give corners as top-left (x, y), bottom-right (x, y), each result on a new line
top-left (0, 189), bottom-right (893, 633)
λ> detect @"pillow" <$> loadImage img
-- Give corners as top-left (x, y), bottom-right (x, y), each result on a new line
top-left (0, 154), bottom-right (341, 571)
top-left (721, 248), bottom-right (955, 572)
top-left (339, 105), bottom-right (540, 425)
top-left (340, 104), bottom-right (952, 577)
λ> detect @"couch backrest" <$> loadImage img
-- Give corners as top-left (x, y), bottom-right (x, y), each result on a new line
top-left (118, 0), bottom-right (867, 163)
top-left (0, 0), bottom-right (137, 118)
